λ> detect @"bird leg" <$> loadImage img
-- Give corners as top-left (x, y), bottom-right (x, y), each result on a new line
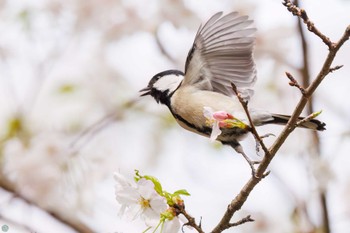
top-left (254, 133), bottom-right (275, 156)
top-left (232, 144), bottom-right (260, 177)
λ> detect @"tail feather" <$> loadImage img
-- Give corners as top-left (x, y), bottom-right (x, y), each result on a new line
top-left (266, 114), bottom-right (326, 131)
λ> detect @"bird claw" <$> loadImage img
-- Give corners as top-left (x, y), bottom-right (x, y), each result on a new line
top-left (252, 168), bottom-right (270, 179)
top-left (245, 159), bottom-right (270, 179)
top-left (245, 159), bottom-right (261, 178)
top-left (259, 133), bottom-right (275, 139)
top-left (255, 133), bottom-right (275, 155)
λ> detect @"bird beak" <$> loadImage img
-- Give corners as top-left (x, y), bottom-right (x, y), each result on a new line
top-left (139, 87), bottom-right (151, 97)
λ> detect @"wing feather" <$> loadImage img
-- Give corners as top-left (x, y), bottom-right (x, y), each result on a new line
top-left (183, 12), bottom-right (257, 100)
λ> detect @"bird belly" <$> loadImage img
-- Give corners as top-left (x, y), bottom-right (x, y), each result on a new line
top-left (170, 87), bottom-right (250, 141)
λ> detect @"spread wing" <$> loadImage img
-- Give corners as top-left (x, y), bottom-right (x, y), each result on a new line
top-left (183, 12), bottom-right (257, 101)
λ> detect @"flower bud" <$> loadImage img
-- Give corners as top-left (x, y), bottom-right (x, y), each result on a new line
top-left (213, 111), bottom-right (234, 121)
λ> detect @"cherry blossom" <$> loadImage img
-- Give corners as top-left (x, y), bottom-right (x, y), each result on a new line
top-left (114, 172), bottom-right (167, 225)
top-left (203, 107), bottom-right (248, 141)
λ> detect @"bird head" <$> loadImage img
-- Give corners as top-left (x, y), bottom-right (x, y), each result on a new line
top-left (140, 70), bottom-right (184, 106)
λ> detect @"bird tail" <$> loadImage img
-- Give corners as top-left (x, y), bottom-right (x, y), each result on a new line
top-left (265, 114), bottom-right (326, 131)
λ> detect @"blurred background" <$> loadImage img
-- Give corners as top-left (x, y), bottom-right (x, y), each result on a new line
top-left (0, 0), bottom-right (350, 232)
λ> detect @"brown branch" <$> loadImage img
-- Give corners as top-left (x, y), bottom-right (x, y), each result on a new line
top-left (329, 65), bottom-right (343, 73)
top-left (295, 111), bottom-right (320, 128)
top-left (230, 83), bottom-right (270, 158)
top-left (283, 0), bottom-right (333, 49)
top-left (211, 3), bottom-right (350, 233)
top-left (285, 72), bottom-right (306, 94)
top-left (293, 0), bottom-right (332, 232)
top-left (175, 204), bottom-right (204, 233)
top-left (268, 25), bottom-right (350, 156)
top-left (227, 215), bottom-right (254, 228)
top-left (0, 174), bottom-right (94, 233)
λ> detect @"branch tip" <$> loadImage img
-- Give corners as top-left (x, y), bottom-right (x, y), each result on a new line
top-left (262, 170), bottom-right (271, 178)
top-left (329, 65), bottom-right (343, 73)
top-left (285, 72), bottom-right (305, 94)
top-left (283, 0), bottom-right (333, 48)
top-left (344, 25), bottom-right (350, 35)
top-left (176, 204), bottom-right (204, 233)
top-left (295, 111), bottom-right (322, 128)
top-left (228, 215), bottom-right (255, 228)
top-left (300, 9), bottom-right (308, 22)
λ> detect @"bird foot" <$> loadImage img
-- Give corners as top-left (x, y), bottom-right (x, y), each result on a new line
top-left (241, 155), bottom-right (262, 177)
top-left (247, 160), bottom-right (270, 178)
top-left (259, 133), bottom-right (276, 139)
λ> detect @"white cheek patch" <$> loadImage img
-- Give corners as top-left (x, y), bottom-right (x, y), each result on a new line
top-left (154, 74), bottom-right (184, 93)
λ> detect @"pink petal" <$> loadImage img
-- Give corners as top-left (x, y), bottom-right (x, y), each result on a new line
top-left (210, 121), bottom-right (222, 141)
top-left (218, 121), bottom-right (228, 128)
top-left (213, 111), bottom-right (230, 121)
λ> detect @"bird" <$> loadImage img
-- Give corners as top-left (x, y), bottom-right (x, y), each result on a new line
top-left (140, 12), bottom-right (326, 173)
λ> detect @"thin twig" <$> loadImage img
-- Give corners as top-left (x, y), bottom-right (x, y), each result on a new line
top-left (285, 72), bottom-right (305, 94)
top-left (293, 0), bottom-right (331, 232)
top-left (329, 65), bottom-right (343, 73)
top-left (227, 215), bottom-right (254, 228)
top-left (230, 83), bottom-right (270, 158)
top-left (175, 204), bottom-right (204, 233)
top-left (268, 26), bottom-right (350, 156)
top-left (295, 111), bottom-right (321, 128)
top-left (283, 0), bottom-right (333, 49)
top-left (231, 83), bottom-right (272, 177)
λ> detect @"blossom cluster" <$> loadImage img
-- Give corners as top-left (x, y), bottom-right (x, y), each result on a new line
top-left (114, 170), bottom-right (190, 233)
top-left (203, 106), bottom-right (248, 141)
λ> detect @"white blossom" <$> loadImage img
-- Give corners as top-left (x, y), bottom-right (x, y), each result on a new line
top-left (203, 107), bottom-right (222, 141)
top-left (114, 172), bottom-right (167, 225)
top-left (162, 216), bottom-right (181, 233)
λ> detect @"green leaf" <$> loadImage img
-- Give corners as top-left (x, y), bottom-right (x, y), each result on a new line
top-left (133, 169), bottom-right (190, 205)
top-left (134, 169), bottom-right (142, 182)
top-left (134, 170), bottom-right (163, 196)
top-left (162, 191), bottom-right (173, 205)
top-left (144, 175), bottom-right (163, 195)
top-left (173, 189), bottom-right (190, 196)
top-left (312, 110), bottom-right (322, 118)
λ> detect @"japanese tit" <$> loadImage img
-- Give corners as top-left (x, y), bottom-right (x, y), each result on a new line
top-left (140, 12), bottom-right (325, 168)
